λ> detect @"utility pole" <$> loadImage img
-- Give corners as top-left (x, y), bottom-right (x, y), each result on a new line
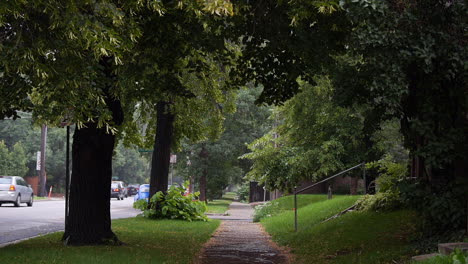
top-left (38, 125), bottom-right (48, 197)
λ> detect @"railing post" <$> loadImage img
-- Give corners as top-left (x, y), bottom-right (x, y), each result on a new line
top-left (294, 186), bottom-right (298, 232)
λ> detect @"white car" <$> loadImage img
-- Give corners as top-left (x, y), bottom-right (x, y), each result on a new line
top-left (0, 176), bottom-right (34, 207)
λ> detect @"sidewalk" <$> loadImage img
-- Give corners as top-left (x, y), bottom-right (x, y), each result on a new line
top-left (199, 202), bottom-right (291, 264)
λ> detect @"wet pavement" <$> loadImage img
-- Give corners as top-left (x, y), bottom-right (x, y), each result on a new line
top-left (199, 202), bottom-right (291, 264)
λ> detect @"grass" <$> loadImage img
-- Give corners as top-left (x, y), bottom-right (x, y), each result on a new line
top-left (253, 194), bottom-right (330, 221)
top-left (205, 192), bottom-right (235, 214)
top-left (261, 195), bottom-right (418, 264)
top-left (0, 217), bottom-right (220, 264)
top-left (34, 196), bottom-right (51, 200)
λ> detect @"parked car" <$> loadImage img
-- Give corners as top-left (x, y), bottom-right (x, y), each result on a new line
top-left (0, 176), bottom-right (34, 207)
top-left (134, 184), bottom-right (188, 202)
top-left (110, 181), bottom-right (126, 200)
top-left (134, 184), bottom-right (150, 202)
top-left (127, 184), bottom-right (140, 196)
top-left (111, 181), bottom-right (128, 198)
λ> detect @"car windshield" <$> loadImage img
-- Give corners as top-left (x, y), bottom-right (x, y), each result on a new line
top-left (111, 183), bottom-right (118, 188)
top-left (0, 177), bottom-right (12, 184)
top-left (140, 185), bottom-right (149, 192)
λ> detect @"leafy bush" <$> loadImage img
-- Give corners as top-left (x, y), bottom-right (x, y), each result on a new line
top-left (133, 183), bottom-right (208, 222)
top-left (367, 155), bottom-right (407, 193)
top-left (398, 179), bottom-right (467, 236)
top-left (418, 249), bottom-right (468, 264)
top-left (253, 201), bottom-right (279, 222)
top-left (355, 191), bottom-right (402, 212)
top-left (355, 158), bottom-right (406, 212)
top-left (236, 182), bottom-right (249, 202)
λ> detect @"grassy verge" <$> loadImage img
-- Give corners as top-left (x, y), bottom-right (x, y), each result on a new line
top-left (261, 195), bottom-right (418, 263)
top-left (0, 217), bottom-right (220, 264)
top-left (253, 194), bottom-right (330, 221)
top-left (205, 192), bottom-right (235, 214)
top-left (34, 196), bottom-right (51, 200)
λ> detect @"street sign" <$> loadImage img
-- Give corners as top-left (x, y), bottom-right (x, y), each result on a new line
top-left (170, 154), bottom-right (177, 164)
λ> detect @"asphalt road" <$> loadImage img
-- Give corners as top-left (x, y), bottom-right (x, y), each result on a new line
top-left (0, 197), bottom-right (139, 246)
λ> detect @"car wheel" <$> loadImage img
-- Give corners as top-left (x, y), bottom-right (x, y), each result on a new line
top-left (27, 195), bottom-right (33, 207)
top-left (14, 195), bottom-right (21, 207)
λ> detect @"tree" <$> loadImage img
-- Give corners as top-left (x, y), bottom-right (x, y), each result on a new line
top-left (175, 86), bottom-right (271, 200)
top-left (118, 1), bottom-right (238, 203)
top-left (1, 1), bottom-right (139, 245)
top-left (243, 77), bottom-right (368, 191)
top-left (112, 143), bottom-right (149, 184)
top-left (0, 141), bottom-right (28, 176)
top-left (334, 0), bottom-right (467, 185)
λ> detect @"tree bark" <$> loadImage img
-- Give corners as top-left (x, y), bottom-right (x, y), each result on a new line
top-left (149, 101), bottom-right (174, 199)
top-left (62, 57), bottom-right (123, 245)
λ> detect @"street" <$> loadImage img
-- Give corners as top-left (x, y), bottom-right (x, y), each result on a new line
top-left (0, 197), bottom-right (139, 245)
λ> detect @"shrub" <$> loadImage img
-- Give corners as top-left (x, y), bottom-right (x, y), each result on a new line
top-left (355, 191), bottom-right (402, 212)
top-left (253, 201), bottom-right (280, 222)
top-left (398, 179), bottom-right (467, 236)
top-left (367, 155), bottom-right (407, 193)
top-left (236, 182), bottom-right (250, 202)
top-left (418, 249), bottom-right (468, 264)
top-left (133, 183), bottom-right (208, 221)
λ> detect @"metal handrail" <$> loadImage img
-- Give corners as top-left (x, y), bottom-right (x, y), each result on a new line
top-left (294, 163), bottom-right (366, 232)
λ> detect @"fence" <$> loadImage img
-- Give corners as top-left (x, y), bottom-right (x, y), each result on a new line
top-left (293, 163), bottom-right (366, 232)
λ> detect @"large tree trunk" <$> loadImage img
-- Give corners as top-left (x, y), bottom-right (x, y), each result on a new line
top-left (149, 101), bottom-right (174, 199)
top-left (62, 57), bottom-right (123, 245)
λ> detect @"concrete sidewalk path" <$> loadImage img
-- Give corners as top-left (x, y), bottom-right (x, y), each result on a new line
top-left (199, 202), bottom-right (291, 264)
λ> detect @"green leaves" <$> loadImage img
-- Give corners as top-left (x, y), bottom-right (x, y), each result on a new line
top-left (0, 140), bottom-right (28, 177)
top-left (134, 182), bottom-right (208, 221)
top-left (243, 77), bottom-right (367, 191)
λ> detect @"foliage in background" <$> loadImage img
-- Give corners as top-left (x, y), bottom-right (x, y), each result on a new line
top-left (0, 119), bottom-right (150, 192)
top-left (133, 183), bottom-right (207, 222)
top-left (0, 140), bottom-right (27, 177)
top-left (335, 0), bottom-right (467, 186)
top-left (243, 77), bottom-right (368, 192)
top-left (176, 87), bottom-right (271, 200)
top-left (236, 182), bottom-right (250, 203)
top-left (112, 143), bottom-right (149, 184)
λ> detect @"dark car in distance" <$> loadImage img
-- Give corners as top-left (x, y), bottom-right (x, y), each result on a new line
top-left (110, 182), bottom-right (125, 200)
top-left (127, 184), bottom-right (139, 196)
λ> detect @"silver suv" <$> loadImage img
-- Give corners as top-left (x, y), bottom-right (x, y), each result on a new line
top-left (0, 176), bottom-right (34, 207)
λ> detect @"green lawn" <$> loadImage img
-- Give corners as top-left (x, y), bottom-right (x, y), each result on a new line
top-left (0, 217), bottom-right (220, 264)
top-left (205, 192), bottom-right (235, 214)
top-left (261, 195), bottom-right (418, 264)
top-left (253, 194), bottom-right (330, 221)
